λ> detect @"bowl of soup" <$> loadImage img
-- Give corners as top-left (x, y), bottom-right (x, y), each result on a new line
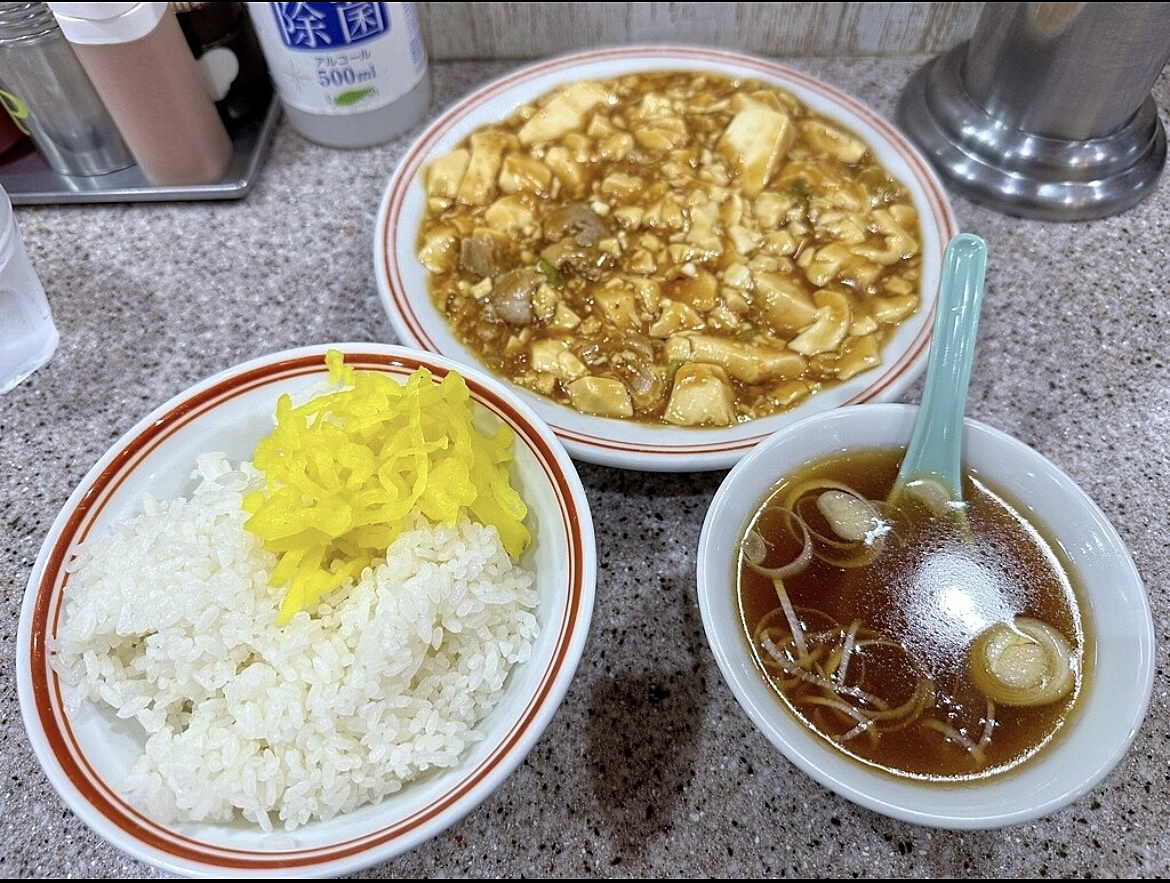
top-left (696, 402), bottom-right (1154, 829)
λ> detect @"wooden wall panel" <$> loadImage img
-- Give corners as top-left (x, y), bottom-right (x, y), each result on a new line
top-left (417, 2), bottom-right (985, 61)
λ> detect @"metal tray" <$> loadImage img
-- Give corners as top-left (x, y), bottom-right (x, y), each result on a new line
top-left (0, 95), bottom-right (282, 206)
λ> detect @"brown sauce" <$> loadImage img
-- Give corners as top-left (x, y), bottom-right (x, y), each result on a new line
top-left (416, 70), bottom-right (924, 427)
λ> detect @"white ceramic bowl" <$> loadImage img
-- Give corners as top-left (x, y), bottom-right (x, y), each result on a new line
top-left (373, 45), bottom-right (958, 472)
top-left (17, 343), bottom-right (597, 877)
top-left (696, 402), bottom-right (1154, 829)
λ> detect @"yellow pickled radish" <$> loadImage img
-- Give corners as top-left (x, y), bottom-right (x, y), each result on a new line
top-left (243, 349), bottom-right (530, 624)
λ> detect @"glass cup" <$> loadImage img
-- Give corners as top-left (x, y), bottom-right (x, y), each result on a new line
top-left (0, 182), bottom-right (57, 393)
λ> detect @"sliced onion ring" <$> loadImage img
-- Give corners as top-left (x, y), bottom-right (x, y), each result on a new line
top-left (969, 617), bottom-right (1077, 707)
top-left (816, 489), bottom-right (884, 542)
top-left (742, 506), bottom-right (813, 581)
top-left (784, 480), bottom-right (890, 568)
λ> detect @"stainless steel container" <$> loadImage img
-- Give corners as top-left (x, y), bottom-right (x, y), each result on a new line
top-left (896, 2), bottom-right (1170, 221)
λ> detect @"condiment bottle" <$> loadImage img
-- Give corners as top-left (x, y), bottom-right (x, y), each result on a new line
top-left (245, 2), bottom-right (430, 149)
top-left (0, 1), bottom-right (134, 177)
top-left (173, 0), bottom-right (272, 135)
top-left (46, 1), bottom-right (234, 187)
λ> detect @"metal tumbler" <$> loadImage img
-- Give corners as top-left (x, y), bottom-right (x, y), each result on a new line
top-left (897, 1), bottom-right (1170, 221)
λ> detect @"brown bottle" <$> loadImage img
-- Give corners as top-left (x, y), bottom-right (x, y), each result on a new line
top-left (47, 1), bottom-right (234, 187)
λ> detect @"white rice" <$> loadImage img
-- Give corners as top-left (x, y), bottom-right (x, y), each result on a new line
top-left (51, 452), bottom-right (539, 832)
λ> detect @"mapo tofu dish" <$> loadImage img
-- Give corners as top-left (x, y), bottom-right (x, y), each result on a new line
top-left (415, 70), bottom-right (923, 427)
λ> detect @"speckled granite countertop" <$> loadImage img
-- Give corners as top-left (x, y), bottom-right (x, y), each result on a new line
top-left (2, 55), bottom-right (1169, 878)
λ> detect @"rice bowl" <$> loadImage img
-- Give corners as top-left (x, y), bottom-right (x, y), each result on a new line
top-left (18, 343), bottom-right (597, 877)
top-left (54, 454), bottom-right (540, 833)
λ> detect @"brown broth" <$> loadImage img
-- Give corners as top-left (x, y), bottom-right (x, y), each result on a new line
top-left (736, 446), bottom-right (1087, 780)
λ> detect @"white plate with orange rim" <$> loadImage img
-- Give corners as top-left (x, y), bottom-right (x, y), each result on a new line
top-left (17, 343), bottom-right (596, 878)
top-left (374, 45), bottom-right (959, 472)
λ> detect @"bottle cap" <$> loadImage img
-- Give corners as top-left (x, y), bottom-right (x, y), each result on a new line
top-left (48, 2), bottom-right (167, 44)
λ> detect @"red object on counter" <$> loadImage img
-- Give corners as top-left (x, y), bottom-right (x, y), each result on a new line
top-left (0, 108), bottom-right (29, 158)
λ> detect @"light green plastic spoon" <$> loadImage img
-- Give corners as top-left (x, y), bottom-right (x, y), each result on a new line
top-left (888, 232), bottom-right (988, 516)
